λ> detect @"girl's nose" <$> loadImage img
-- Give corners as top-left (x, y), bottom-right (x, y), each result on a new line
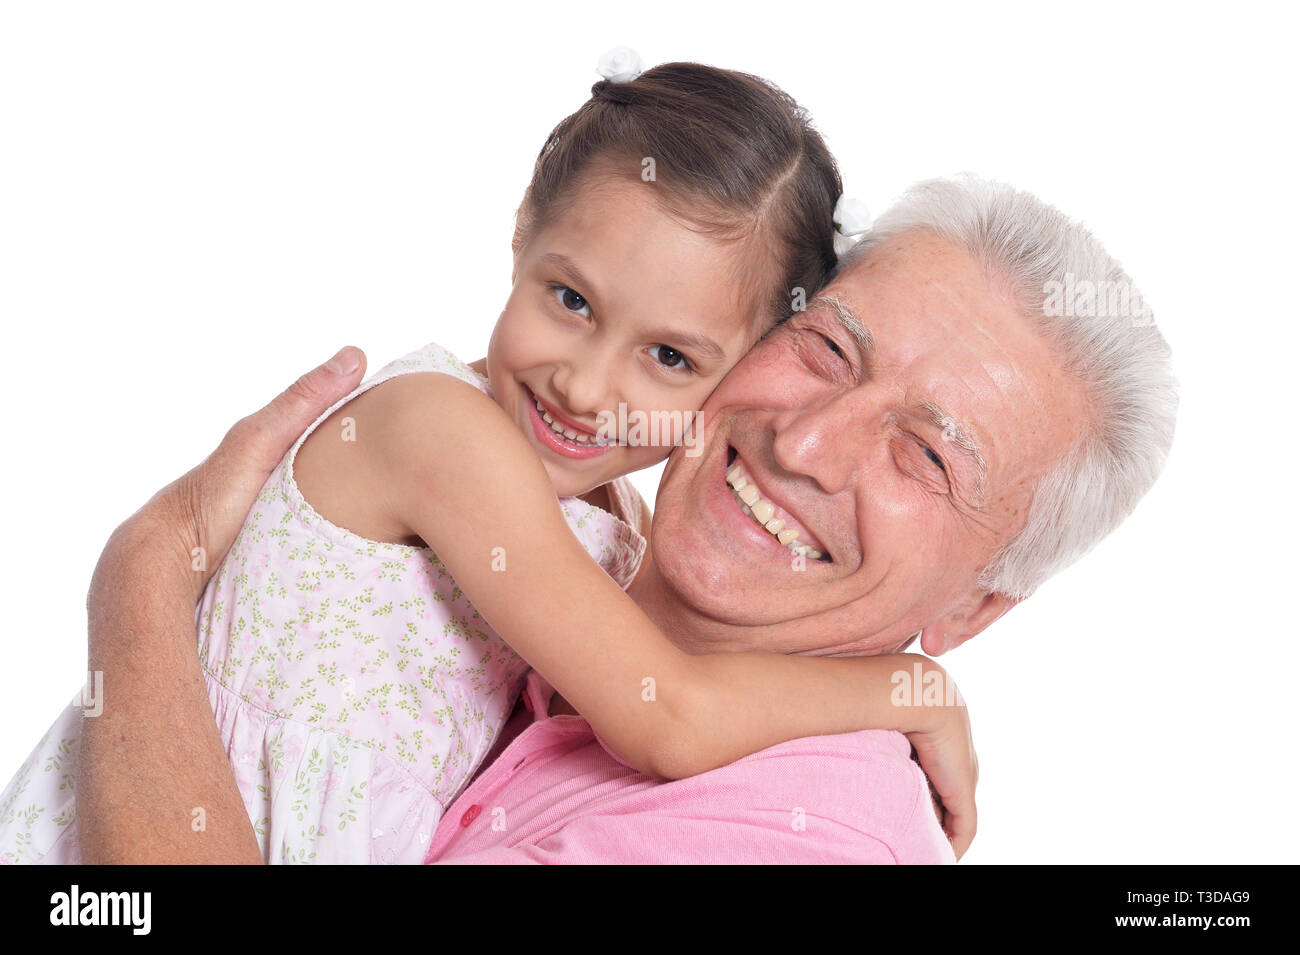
top-left (550, 362), bottom-right (609, 420)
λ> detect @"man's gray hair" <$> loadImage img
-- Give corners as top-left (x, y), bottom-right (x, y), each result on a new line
top-left (839, 175), bottom-right (1178, 599)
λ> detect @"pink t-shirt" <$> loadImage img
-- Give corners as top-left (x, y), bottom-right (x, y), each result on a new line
top-left (426, 670), bottom-right (956, 865)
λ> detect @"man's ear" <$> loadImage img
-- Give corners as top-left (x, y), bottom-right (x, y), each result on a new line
top-left (919, 589), bottom-right (1024, 656)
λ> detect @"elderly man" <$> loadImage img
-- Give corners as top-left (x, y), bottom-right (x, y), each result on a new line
top-left (73, 176), bottom-right (1176, 864)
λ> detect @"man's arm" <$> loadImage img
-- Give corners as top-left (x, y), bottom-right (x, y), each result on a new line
top-left (76, 346), bottom-right (367, 863)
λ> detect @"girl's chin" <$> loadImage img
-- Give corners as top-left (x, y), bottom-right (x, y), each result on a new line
top-left (545, 464), bottom-right (611, 500)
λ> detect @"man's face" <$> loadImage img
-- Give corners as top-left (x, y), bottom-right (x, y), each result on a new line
top-left (647, 231), bottom-right (1091, 657)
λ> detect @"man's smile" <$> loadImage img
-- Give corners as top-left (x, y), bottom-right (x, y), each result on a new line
top-left (720, 446), bottom-right (831, 563)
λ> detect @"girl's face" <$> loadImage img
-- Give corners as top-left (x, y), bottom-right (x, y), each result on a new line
top-left (487, 174), bottom-right (773, 498)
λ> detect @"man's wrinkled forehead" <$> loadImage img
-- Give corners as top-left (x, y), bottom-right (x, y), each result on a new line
top-left (811, 233), bottom-right (1024, 381)
top-left (811, 240), bottom-right (1027, 495)
top-left (812, 233), bottom-right (1085, 501)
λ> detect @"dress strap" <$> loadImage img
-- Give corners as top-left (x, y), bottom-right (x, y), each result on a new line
top-left (287, 341), bottom-right (489, 462)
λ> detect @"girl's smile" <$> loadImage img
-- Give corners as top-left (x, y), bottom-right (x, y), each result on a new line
top-left (524, 384), bottom-right (615, 460)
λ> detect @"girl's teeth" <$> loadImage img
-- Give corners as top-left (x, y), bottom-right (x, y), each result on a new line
top-left (535, 396), bottom-right (600, 445)
top-left (725, 461), bottom-right (827, 561)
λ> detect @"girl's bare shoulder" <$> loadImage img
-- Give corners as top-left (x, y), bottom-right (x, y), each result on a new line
top-left (293, 372), bottom-right (508, 545)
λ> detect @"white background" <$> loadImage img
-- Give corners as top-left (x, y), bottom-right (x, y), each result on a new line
top-left (1, 1), bottom-right (1296, 864)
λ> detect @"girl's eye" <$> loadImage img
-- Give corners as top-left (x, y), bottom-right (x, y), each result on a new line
top-left (554, 286), bottom-right (590, 316)
top-left (649, 344), bottom-right (693, 372)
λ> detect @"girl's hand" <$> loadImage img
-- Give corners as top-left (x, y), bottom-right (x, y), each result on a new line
top-left (905, 692), bottom-right (978, 860)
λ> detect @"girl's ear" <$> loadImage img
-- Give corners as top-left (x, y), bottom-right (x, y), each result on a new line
top-left (919, 590), bottom-right (1024, 656)
top-left (510, 221), bottom-right (530, 285)
top-left (511, 188), bottom-right (534, 265)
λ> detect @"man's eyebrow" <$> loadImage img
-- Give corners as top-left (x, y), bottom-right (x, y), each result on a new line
top-left (918, 398), bottom-right (988, 501)
top-left (810, 293), bottom-right (874, 356)
top-left (539, 252), bottom-right (725, 361)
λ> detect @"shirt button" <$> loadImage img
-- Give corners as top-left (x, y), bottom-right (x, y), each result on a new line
top-left (459, 805), bottom-right (481, 828)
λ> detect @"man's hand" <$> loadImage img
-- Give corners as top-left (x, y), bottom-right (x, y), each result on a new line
top-left (77, 346), bottom-right (366, 864)
top-left (109, 346), bottom-right (369, 604)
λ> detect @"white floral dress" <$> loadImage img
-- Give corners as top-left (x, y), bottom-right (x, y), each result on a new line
top-left (0, 342), bottom-right (646, 864)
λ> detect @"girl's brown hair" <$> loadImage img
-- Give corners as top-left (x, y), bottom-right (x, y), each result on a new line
top-left (514, 61), bottom-right (843, 321)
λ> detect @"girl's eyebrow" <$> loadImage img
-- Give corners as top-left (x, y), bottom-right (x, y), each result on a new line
top-left (539, 252), bottom-right (599, 300)
top-left (643, 328), bottom-right (725, 362)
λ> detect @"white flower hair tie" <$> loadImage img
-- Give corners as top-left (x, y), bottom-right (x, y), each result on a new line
top-left (832, 195), bottom-right (872, 258)
top-left (596, 46), bottom-right (644, 84)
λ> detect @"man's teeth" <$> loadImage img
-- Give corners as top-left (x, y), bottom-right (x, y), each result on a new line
top-left (725, 462), bottom-right (824, 561)
top-left (535, 396), bottom-right (602, 444)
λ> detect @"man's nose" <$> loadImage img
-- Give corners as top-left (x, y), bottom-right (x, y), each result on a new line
top-left (771, 389), bottom-right (878, 495)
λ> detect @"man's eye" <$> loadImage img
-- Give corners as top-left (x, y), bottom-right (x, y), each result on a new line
top-left (923, 446), bottom-right (946, 472)
top-left (553, 286), bottom-right (590, 316)
top-left (822, 334), bottom-right (845, 360)
top-left (649, 344), bottom-right (692, 372)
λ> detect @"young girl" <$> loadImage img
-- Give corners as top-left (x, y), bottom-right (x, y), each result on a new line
top-left (0, 57), bottom-right (973, 865)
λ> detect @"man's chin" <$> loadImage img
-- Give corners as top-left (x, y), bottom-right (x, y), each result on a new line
top-left (649, 525), bottom-right (799, 630)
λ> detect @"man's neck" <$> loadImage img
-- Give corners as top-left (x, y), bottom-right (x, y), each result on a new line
top-left (624, 559), bottom-right (721, 655)
top-left (550, 558), bottom-right (710, 719)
